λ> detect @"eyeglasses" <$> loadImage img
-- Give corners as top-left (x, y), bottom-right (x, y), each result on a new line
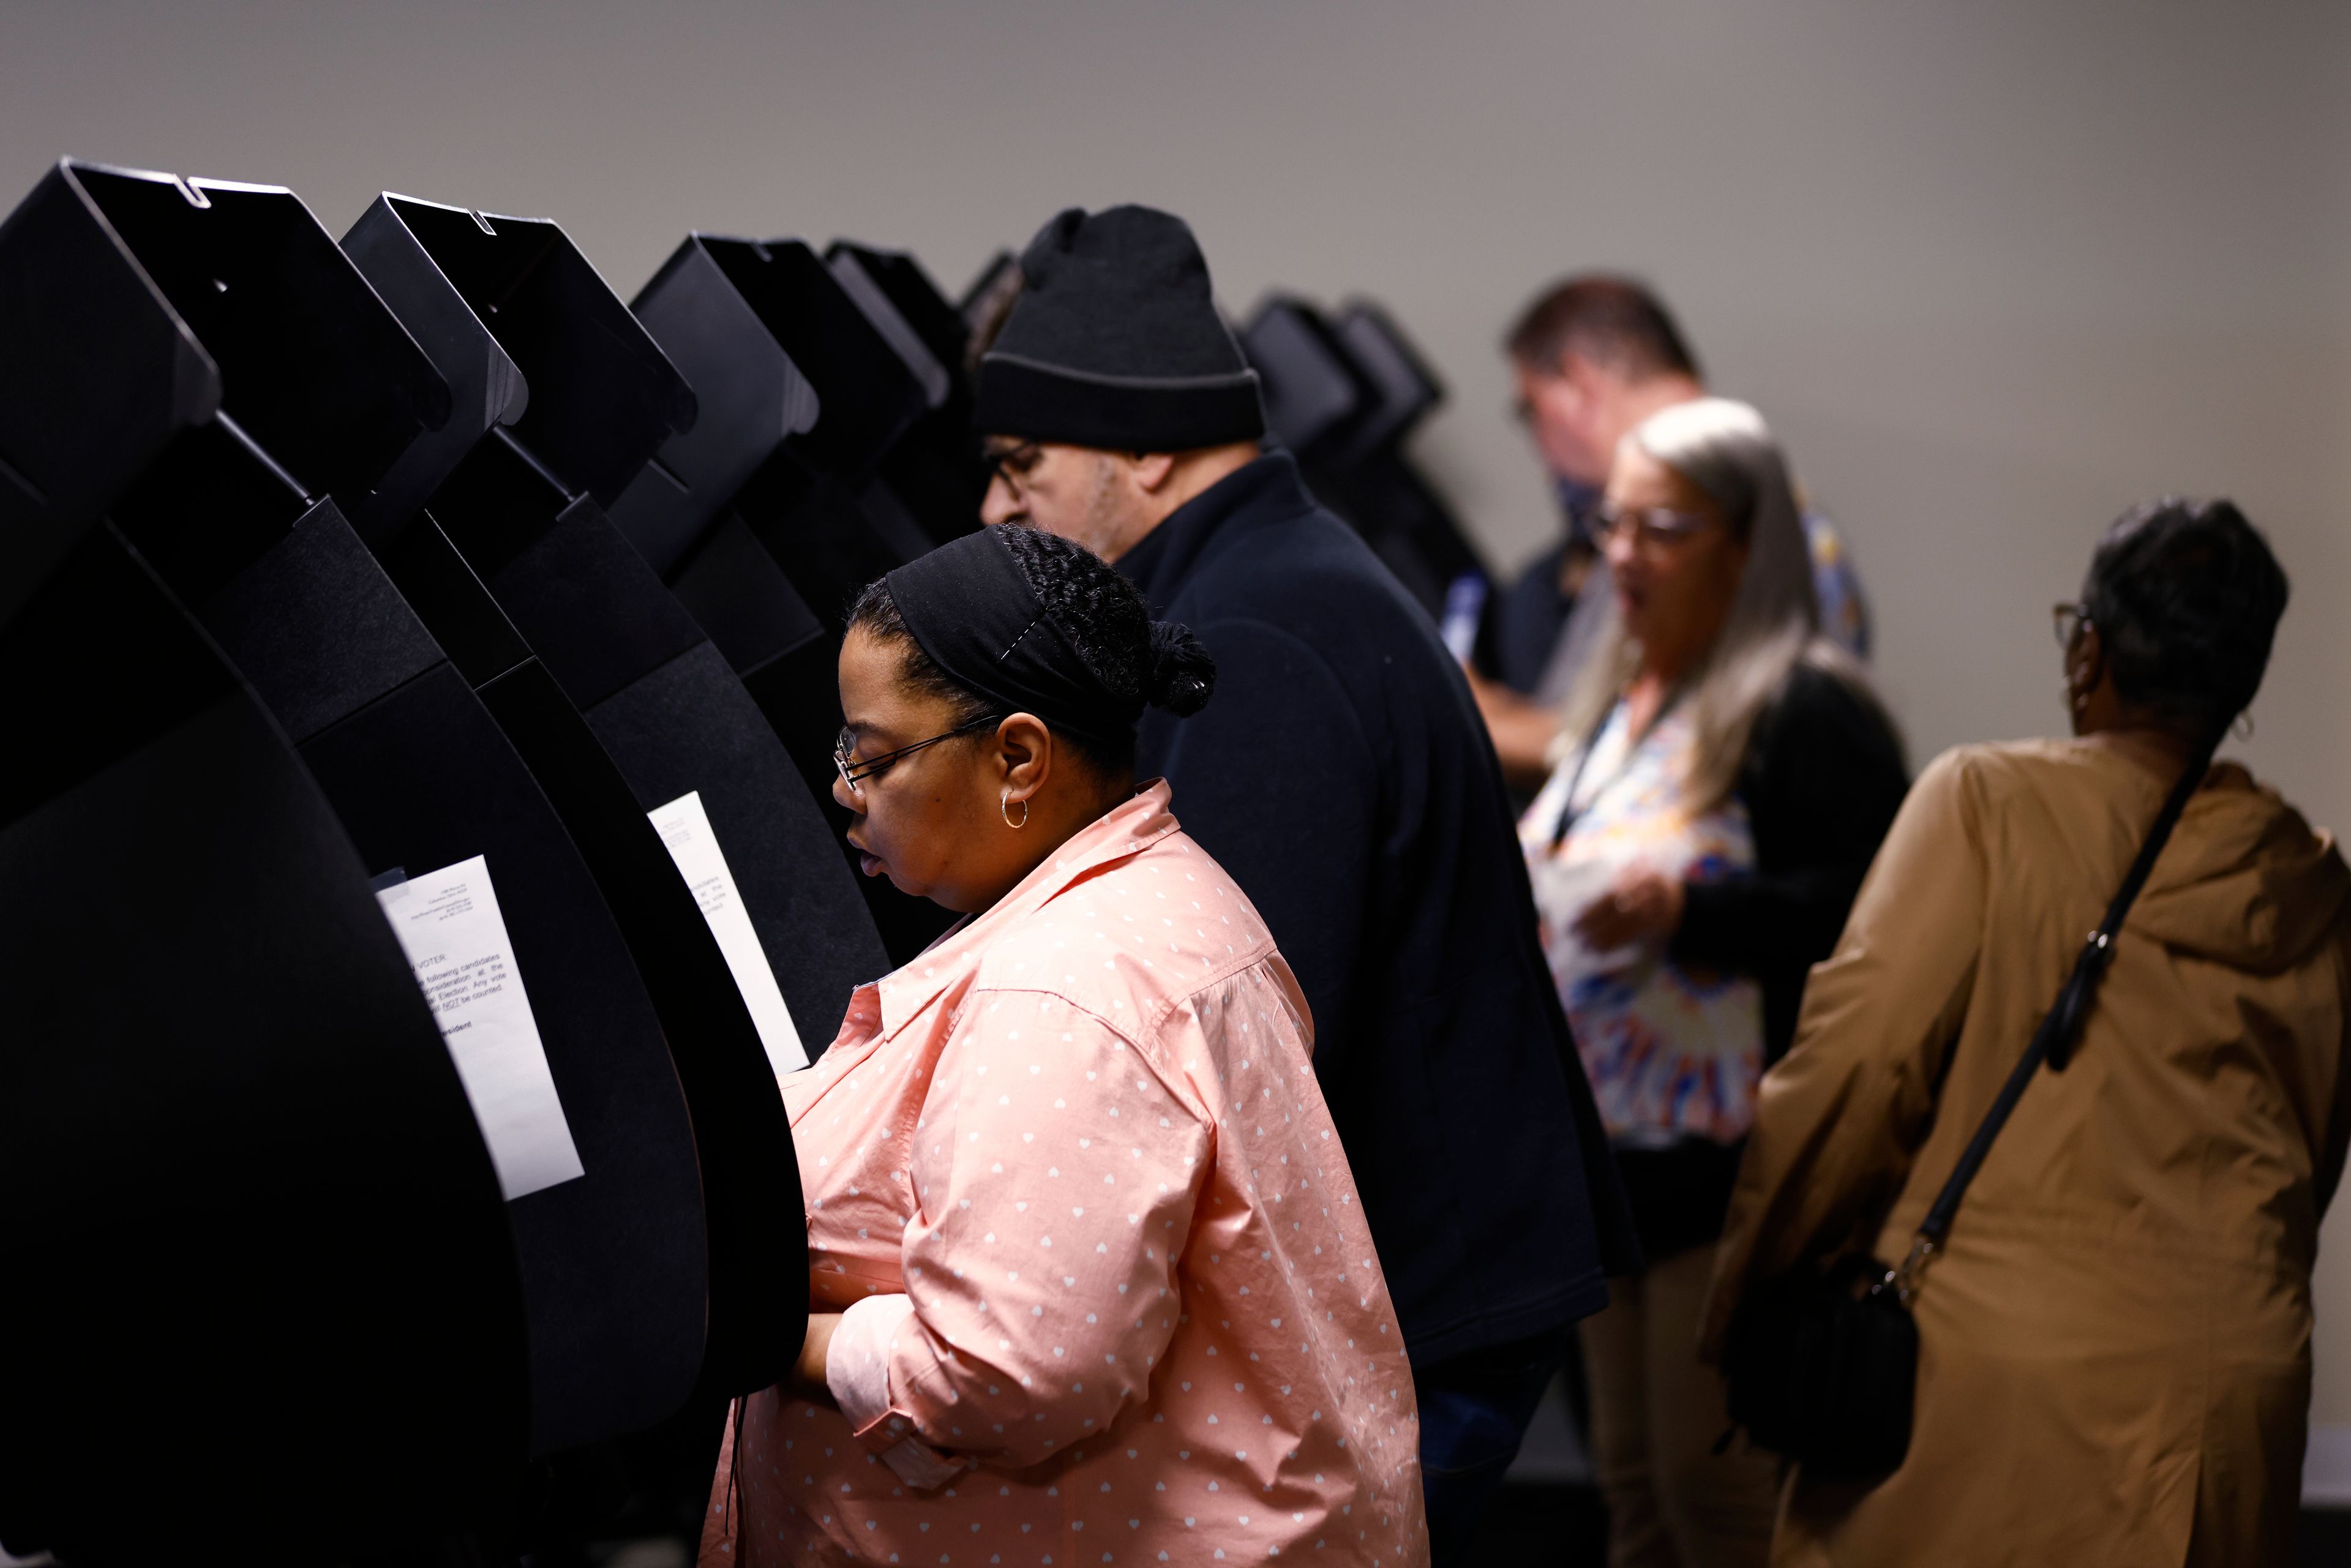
top-left (2052, 601), bottom-right (2091, 651)
top-left (1592, 503), bottom-right (1717, 552)
top-left (983, 440), bottom-right (1043, 490)
top-left (834, 714), bottom-right (1000, 795)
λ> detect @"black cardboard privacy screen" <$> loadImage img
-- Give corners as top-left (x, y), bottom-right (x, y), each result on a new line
top-left (346, 193), bottom-right (889, 1400)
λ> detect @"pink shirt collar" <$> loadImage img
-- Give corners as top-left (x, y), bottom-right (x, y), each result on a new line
top-left (872, 778), bottom-right (1180, 1038)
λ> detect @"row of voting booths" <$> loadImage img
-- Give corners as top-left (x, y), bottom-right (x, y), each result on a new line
top-left (0, 159), bottom-right (1485, 1565)
top-left (0, 159), bottom-right (989, 1566)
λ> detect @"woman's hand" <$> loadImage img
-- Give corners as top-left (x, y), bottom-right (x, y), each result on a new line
top-left (789, 1312), bottom-right (844, 1408)
top-left (1573, 867), bottom-right (1687, 950)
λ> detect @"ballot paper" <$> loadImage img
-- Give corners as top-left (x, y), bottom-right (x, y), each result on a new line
top-left (375, 856), bottom-right (585, 1200)
top-left (647, 790), bottom-right (808, 1075)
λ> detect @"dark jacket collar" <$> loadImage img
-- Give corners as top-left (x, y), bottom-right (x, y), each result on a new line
top-left (1114, 451), bottom-right (1319, 607)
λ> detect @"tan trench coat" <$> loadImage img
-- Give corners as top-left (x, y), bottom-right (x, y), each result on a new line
top-left (1704, 737), bottom-right (2351, 1567)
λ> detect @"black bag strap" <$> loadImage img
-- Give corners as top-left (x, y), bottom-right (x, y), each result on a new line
top-left (1884, 737), bottom-right (2219, 1296)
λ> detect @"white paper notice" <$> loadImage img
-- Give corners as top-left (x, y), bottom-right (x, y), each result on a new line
top-left (375, 856), bottom-right (585, 1200)
top-left (648, 790), bottom-right (809, 1075)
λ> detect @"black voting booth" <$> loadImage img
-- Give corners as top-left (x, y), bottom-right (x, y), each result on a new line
top-left (341, 194), bottom-right (885, 1411)
top-left (0, 162), bottom-right (530, 1562)
top-left (828, 240), bottom-right (990, 552)
top-left (613, 233), bottom-right (983, 962)
top-left (1241, 294), bottom-right (1490, 622)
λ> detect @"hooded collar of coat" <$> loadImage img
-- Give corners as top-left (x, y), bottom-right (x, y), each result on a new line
top-left (872, 779), bottom-right (1182, 1038)
top-left (2129, 761), bottom-right (2349, 972)
top-left (2045, 737), bottom-right (2349, 972)
top-left (1113, 450), bottom-right (1319, 608)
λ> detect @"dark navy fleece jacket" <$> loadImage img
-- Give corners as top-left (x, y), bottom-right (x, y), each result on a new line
top-left (1117, 453), bottom-right (1637, 1364)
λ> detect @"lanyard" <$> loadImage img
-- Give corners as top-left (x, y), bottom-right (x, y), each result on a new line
top-left (1548, 685), bottom-right (1685, 850)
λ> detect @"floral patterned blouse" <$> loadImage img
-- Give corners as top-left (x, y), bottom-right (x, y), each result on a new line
top-left (702, 781), bottom-right (1427, 1568)
top-left (1520, 700), bottom-right (1766, 1144)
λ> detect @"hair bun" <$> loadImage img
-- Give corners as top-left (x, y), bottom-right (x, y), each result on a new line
top-left (1145, 621), bottom-right (1217, 718)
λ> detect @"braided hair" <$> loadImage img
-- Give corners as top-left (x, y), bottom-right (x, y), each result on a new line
top-left (847, 527), bottom-right (1215, 775)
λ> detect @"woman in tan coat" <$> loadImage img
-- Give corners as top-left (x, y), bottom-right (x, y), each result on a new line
top-left (1703, 497), bottom-right (2351, 1565)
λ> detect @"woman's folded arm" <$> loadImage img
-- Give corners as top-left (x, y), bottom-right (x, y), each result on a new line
top-left (828, 988), bottom-right (1211, 1474)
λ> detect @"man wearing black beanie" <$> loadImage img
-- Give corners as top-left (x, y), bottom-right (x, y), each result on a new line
top-left (977, 204), bottom-right (1637, 1559)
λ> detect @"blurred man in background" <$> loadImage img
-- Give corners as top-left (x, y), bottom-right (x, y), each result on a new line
top-left (974, 204), bottom-right (1637, 1562)
top-left (1469, 276), bottom-right (1870, 790)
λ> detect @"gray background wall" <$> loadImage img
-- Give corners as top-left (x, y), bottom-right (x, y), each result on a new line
top-left (6, 0), bottom-right (2346, 1419)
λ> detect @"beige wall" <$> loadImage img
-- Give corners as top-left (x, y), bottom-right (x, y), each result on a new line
top-left (5, 0), bottom-right (2347, 1410)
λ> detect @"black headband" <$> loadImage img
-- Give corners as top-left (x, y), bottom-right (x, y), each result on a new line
top-left (883, 529), bottom-right (1144, 745)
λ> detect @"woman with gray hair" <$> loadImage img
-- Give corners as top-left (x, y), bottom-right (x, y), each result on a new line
top-left (1520, 398), bottom-right (1907, 1566)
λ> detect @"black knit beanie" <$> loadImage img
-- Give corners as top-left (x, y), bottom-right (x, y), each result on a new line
top-left (973, 206), bottom-right (1267, 452)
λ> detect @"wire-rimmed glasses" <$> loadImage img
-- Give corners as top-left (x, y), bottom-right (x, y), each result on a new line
top-left (833, 714), bottom-right (1000, 795)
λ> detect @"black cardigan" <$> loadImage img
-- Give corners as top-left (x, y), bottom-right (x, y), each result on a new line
top-left (1119, 454), bottom-right (1638, 1363)
top-left (1615, 662), bottom-right (1908, 1260)
top-left (1670, 662), bottom-right (1910, 1066)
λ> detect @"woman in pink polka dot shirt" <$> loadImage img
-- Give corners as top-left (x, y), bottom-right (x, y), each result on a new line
top-left (702, 525), bottom-right (1427, 1567)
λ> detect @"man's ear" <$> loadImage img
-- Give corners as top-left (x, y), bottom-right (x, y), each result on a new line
top-left (1128, 451), bottom-right (1179, 495)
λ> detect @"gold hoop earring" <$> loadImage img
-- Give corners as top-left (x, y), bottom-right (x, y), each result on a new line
top-left (1002, 792), bottom-right (1029, 830)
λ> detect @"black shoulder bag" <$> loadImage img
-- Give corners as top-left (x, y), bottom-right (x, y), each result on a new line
top-left (1719, 740), bottom-right (2216, 1480)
